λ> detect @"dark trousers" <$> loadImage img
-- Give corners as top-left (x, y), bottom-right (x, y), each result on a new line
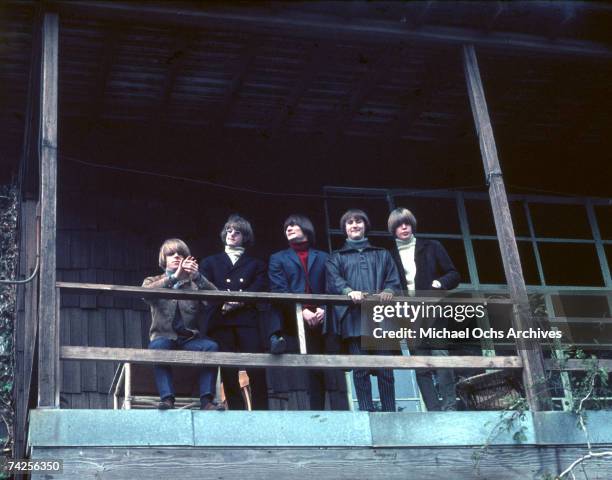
top-left (346, 338), bottom-right (396, 412)
top-left (414, 348), bottom-right (457, 411)
top-left (212, 326), bottom-right (268, 410)
top-left (305, 324), bottom-right (326, 410)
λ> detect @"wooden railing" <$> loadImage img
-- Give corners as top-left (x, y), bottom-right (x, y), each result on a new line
top-left (40, 282), bottom-right (612, 410)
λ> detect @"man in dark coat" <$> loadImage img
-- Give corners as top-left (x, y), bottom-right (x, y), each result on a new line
top-left (326, 209), bottom-right (401, 412)
top-left (268, 214), bottom-right (329, 410)
top-left (201, 215), bottom-right (269, 410)
top-left (387, 207), bottom-right (460, 411)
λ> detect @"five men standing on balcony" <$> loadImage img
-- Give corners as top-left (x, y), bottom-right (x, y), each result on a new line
top-left (143, 208), bottom-right (461, 413)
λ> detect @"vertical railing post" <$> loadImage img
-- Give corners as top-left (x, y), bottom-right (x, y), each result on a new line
top-left (296, 303), bottom-right (307, 354)
top-left (37, 12), bottom-right (59, 408)
top-left (462, 45), bottom-right (550, 411)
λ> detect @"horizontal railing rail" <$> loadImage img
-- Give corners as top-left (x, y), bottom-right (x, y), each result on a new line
top-left (56, 282), bottom-right (515, 304)
top-left (60, 346), bottom-right (523, 370)
top-left (54, 282), bottom-right (611, 385)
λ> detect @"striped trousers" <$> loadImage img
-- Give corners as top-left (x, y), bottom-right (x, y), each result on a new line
top-left (346, 338), bottom-right (396, 412)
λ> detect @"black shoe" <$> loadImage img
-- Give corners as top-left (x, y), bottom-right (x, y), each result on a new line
top-left (200, 401), bottom-right (227, 411)
top-left (270, 334), bottom-right (287, 354)
top-left (158, 397), bottom-right (175, 410)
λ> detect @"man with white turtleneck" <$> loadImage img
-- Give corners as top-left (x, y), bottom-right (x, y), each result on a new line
top-left (201, 214), bottom-right (270, 410)
top-left (387, 207), bottom-right (461, 411)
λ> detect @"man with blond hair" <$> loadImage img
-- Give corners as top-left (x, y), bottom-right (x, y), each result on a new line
top-left (387, 207), bottom-right (460, 411)
top-left (143, 238), bottom-right (224, 411)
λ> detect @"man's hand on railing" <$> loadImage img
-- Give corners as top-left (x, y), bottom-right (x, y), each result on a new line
top-left (379, 291), bottom-right (393, 302)
top-left (348, 291), bottom-right (365, 303)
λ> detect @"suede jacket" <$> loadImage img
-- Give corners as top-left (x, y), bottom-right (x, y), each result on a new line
top-left (142, 273), bottom-right (217, 341)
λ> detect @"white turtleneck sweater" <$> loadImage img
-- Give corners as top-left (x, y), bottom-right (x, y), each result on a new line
top-left (396, 236), bottom-right (416, 294)
top-left (225, 245), bottom-right (245, 265)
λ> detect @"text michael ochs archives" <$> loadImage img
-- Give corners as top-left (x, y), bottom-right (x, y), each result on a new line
top-left (360, 299), bottom-right (563, 350)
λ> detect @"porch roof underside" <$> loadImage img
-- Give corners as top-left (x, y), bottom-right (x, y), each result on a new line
top-left (1, 1), bottom-right (611, 196)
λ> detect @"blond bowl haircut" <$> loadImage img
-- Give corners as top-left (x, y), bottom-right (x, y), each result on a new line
top-left (220, 214), bottom-right (255, 247)
top-left (158, 238), bottom-right (191, 270)
top-left (339, 208), bottom-right (371, 234)
top-left (387, 207), bottom-right (418, 236)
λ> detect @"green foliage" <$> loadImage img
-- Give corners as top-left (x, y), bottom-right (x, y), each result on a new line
top-left (472, 395), bottom-right (530, 473)
top-left (0, 184), bottom-right (17, 459)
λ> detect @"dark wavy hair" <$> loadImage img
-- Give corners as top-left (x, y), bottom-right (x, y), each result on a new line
top-left (283, 213), bottom-right (316, 245)
top-left (339, 209), bottom-right (371, 234)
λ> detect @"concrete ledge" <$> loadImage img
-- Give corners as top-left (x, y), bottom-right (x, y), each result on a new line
top-left (28, 409), bottom-right (612, 448)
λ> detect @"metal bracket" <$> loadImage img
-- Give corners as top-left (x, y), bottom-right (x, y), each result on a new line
top-left (486, 169), bottom-right (503, 186)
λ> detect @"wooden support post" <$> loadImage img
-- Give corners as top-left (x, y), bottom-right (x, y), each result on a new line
top-left (37, 12), bottom-right (60, 408)
top-left (462, 45), bottom-right (550, 411)
top-left (124, 363), bottom-right (132, 410)
top-left (295, 303), bottom-right (307, 354)
top-left (15, 8), bottom-right (43, 452)
top-left (14, 200), bottom-right (39, 457)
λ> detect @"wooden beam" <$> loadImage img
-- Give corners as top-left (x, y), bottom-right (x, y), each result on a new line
top-left (462, 45), bottom-right (550, 411)
top-left (267, 41), bottom-right (329, 138)
top-left (18, 7), bottom-right (42, 200)
top-left (50, 1), bottom-right (612, 58)
top-left (208, 40), bottom-right (258, 131)
top-left (545, 358), bottom-right (612, 372)
top-left (148, 31), bottom-right (197, 156)
top-left (325, 46), bottom-right (399, 148)
top-left (37, 12), bottom-right (60, 409)
top-left (156, 32), bottom-right (196, 120)
top-left (55, 281), bottom-right (514, 305)
top-left (484, 2), bottom-right (505, 32)
top-left (14, 200), bottom-right (39, 458)
top-left (61, 346), bottom-right (523, 370)
top-left (84, 26), bottom-right (120, 135)
top-left (382, 54), bottom-right (445, 143)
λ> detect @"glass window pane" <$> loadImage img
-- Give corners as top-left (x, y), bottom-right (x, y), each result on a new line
top-left (473, 239), bottom-right (504, 284)
top-left (596, 205), bottom-right (612, 240)
top-left (530, 203), bottom-right (592, 239)
top-left (510, 201), bottom-right (530, 237)
top-left (465, 200), bottom-right (529, 236)
top-left (465, 199), bottom-right (496, 236)
top-left (472, 240), bottom-right (540, 285)
top-left (605, 244), bottom-right (612, 274)
top-left (518, 241), bottom-right (541, 286)
top-left (551, 294), bottom-right (610, 318)
top-left (539, 243), bottom-right (604, 287)
top-left (435, 238), bottom-right (468, 285)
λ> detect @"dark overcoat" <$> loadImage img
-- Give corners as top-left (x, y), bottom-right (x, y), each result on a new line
top-left (326, 242), bottom-right (401, 339)
top-left (389, 238), bottom-right (460, 292)
top-left (200, 252), bottom-right (268, 332)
